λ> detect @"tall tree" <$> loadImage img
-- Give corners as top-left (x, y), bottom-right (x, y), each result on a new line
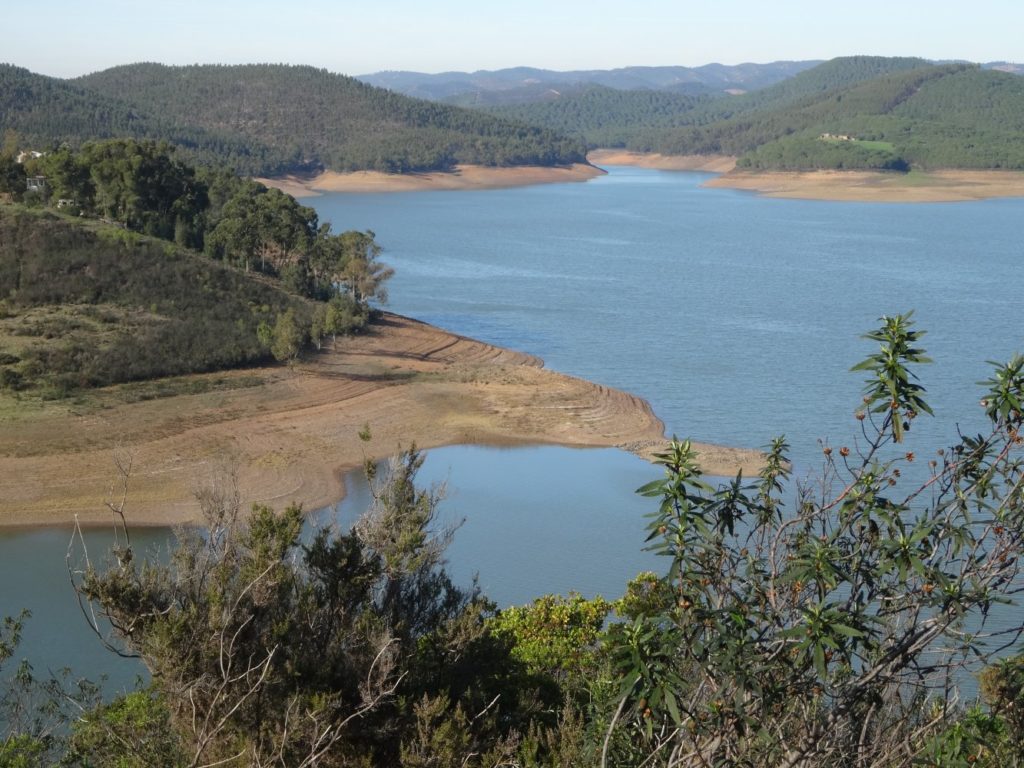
top-left (338, 230), bottom-right (393, 307)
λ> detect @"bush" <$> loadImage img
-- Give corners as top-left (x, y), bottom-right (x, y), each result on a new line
top-left (598, 313), bottom-right (1024, 767)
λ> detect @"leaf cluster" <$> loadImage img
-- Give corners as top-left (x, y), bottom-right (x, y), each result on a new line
top-left (598, 313), bottom-right (1024, 767)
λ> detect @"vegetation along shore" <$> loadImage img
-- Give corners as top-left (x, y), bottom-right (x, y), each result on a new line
top-left (0, 309), bottom-right (765, 528)
top-left (0, 139), bottom-right (757, 527)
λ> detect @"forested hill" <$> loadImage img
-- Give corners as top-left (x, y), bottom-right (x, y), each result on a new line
top-left (0, 139), bottom-right (395, 394)
top-left (486, 86), bottom-right (710, 149)
top-left (71, 63), bottom-right (587, 173)
top-left (0, 63), bottom-right (587, 175)
top-left (475, 56), bottom-right (1024, 171)
top-left (642, 63), bottom-right (1024, 171)
top-left (0, 65), bottom-right (290, 175)
top-left (481, 56), bottom-right (935, 149)
top-left (683, 55), bottom-right (935, 122)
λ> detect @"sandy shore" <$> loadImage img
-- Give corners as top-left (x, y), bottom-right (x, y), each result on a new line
top-left (0, 314), bottom-right (762, 527)
top-left (588, 149), bottom-right (738, 173)
top-left (704, 169), bottom-right (1024, 202)
top-left (257, 163), bottom-right (605, 197)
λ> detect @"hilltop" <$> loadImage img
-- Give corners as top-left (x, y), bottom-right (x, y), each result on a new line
top-left (0, 206), bottom-right (313, 395)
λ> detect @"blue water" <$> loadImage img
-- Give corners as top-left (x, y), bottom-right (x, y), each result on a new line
top-left (316, 166), bottom-right (1023, 474)
top-left (3, 165), bottom-right (1023, 686)
top-left (312, 445), bottom-right (661, 608)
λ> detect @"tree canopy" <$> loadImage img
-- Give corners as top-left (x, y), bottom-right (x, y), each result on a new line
top-left (0, 140), bottom-right (392, 395)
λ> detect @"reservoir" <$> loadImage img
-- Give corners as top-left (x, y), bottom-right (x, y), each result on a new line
top-left (2, 165), bottom-right (1022, 689)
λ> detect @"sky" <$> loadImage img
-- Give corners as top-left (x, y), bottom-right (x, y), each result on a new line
top-left (4, 0), bottom-right (1022, 79)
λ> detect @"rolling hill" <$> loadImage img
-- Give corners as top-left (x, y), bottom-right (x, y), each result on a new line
top-left (471, 57), bottom-right (1024, 172)
top-left (656, 63), bottom-right (1024, 171)
top-left (478, 57), bottom-right (934, 149)
top-left (72, 64), bottom-right (587, 174)
top-left (0, 63), bottom-right (588, 175)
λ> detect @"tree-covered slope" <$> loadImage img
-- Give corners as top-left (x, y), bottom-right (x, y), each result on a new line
top-left (469, 57), bottom-right (938, 154)
top-left (71, 63), bottom-right (587, 173)
top-left (484, 86), bottom-right (709, 147)
top-left (687, 56), bottom-right (934, 121)
top-left (0, 64), bottom-right (287, 175)
top-left (731, 66), bottom-right (1024, 170)
top-left (0, 136), bottom-right (399, 393)
top-left (612, 60), bottom-right (1024, 171)
top-left (639, 64), bottom-right (962, 158)
top-left (0, 207), bottom-right (313, 393)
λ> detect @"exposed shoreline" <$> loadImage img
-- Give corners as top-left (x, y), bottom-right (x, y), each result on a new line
top-left (703, 168), bottom-right (1024, 202)
top-left (0, 313), bottom-right (762, 528)
top-left (260, 154), bottom-right (1024, 203)
top-left (257, 163), bottom-right (605, 197)
top-left (587, 149), bottom-right (738, 173)
top-left (590, 150), bottom-right (1024, 202)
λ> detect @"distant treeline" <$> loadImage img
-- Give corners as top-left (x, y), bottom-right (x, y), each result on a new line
top-left (0, 63), bottom-right (588, 176)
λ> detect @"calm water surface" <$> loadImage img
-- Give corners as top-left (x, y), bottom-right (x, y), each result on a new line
top-left (3, 166), bottom-right (1022, 684)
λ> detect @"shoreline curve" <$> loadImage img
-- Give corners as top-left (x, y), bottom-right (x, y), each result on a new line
top-left (587, 149), bottom-right (738, 173)
top-left (0, 313), bottom-right (762, 528)
top-left (703, 168), bottom-right (1024, 202)
top-left (258, 163), bottom-right (605, 197)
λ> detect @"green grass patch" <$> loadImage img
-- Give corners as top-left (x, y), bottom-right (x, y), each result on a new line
top-left (107, 373), bottom-right (266, 405)
top-left (852, 139), bottom-right (895, 151)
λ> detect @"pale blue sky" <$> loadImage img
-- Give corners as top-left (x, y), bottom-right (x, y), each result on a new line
top-left (5, 0), bottom-right (1021, 78)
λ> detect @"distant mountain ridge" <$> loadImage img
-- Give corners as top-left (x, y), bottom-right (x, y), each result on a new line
top-left (359, 59), bottom-right (1024, 106)
top-left (358, 61), bottom-right (824, 102)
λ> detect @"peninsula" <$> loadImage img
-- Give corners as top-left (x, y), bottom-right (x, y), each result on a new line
top-left (0, 141), bottom-right (762, 527)
top-left (0, 312), bottom-right (759, 527)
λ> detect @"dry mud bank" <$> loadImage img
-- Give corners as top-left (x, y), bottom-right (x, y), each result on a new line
top-left (0, 314), bottom-right (762, 527)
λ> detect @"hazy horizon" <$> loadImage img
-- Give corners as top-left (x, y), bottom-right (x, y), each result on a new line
top-left (5, 55), bottom-right (1022, 83)
top-left (5, 0), bottom-right (1022, 80)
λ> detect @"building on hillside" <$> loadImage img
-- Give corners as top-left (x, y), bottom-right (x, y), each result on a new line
top-left (15, 151), bottom-right (44, 164)
top-left (26, 176), bottom-right (47, 193)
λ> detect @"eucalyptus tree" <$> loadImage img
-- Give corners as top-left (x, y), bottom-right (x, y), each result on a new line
top-left (337, 230), bottom-right (393, 307)
top-left (79, 139), bottom-right (207, 240)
